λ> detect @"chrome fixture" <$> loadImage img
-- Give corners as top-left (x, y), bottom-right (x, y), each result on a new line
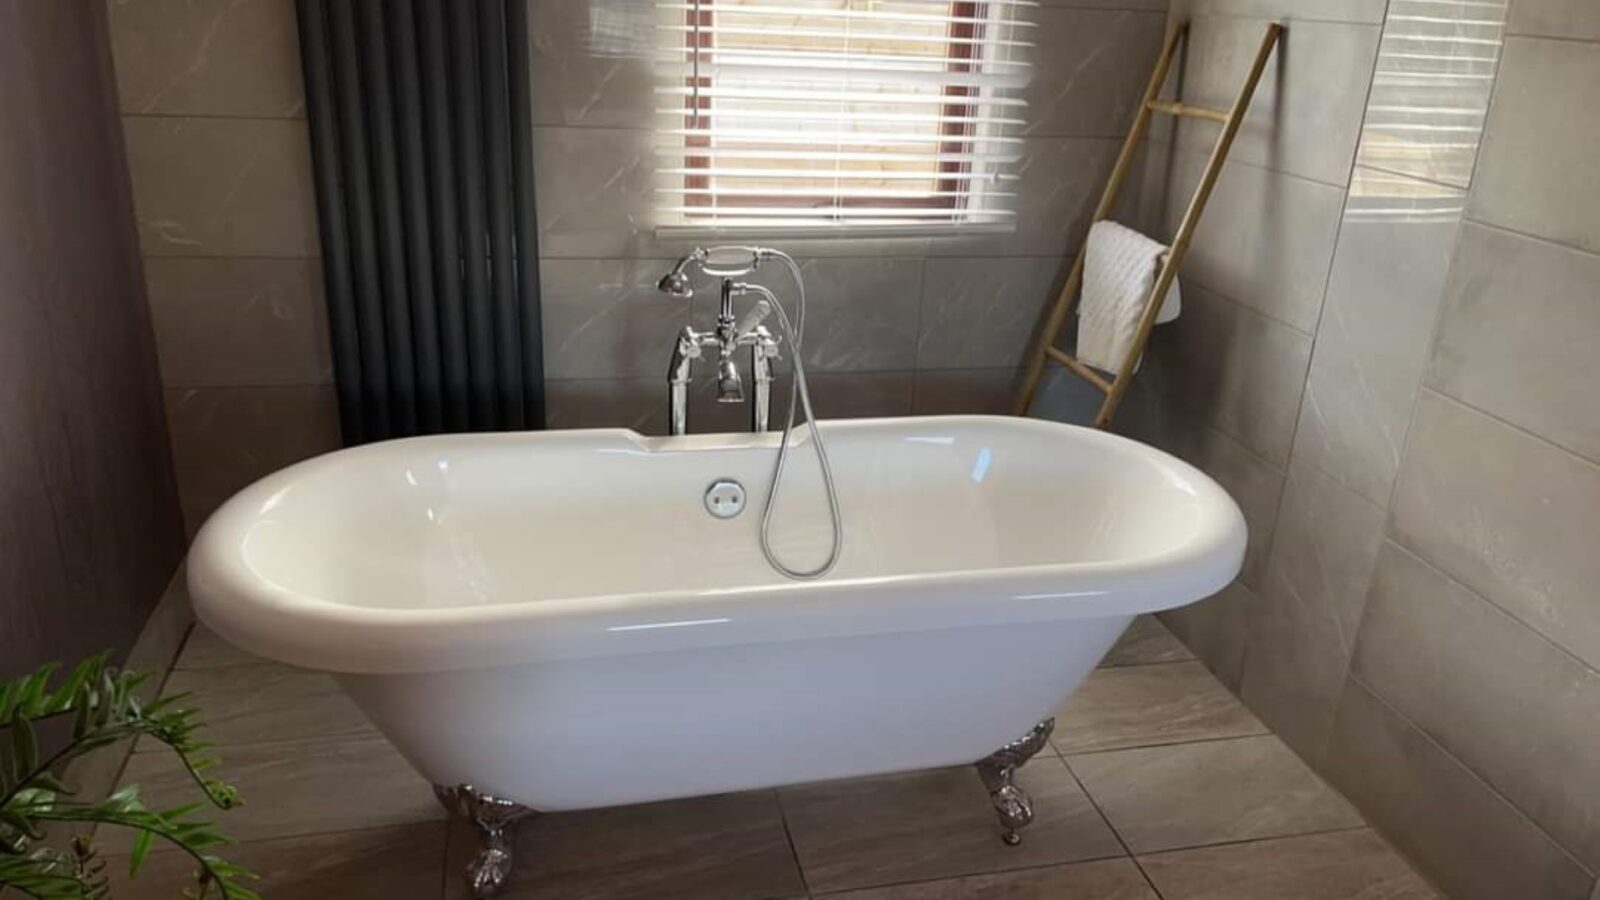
top-left (667, 278), bottom-right (780, 434)
top-left (975, 718), bottom-right (1056, 846)
top-left (656, 246), bottom-right (843, 580)
top-left (434, 783), bottom-right (536, 898)
top-left (704, 478), bottom-right (747, 519)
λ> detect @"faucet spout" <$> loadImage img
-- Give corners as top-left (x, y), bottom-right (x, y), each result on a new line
top-left (715, 356), bottom-right (744, 403)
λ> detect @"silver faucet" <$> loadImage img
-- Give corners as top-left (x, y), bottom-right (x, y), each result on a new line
top-left (658, 250), bottom-right (782, 435)
top-left (666, 279), bottom-right (780, 435)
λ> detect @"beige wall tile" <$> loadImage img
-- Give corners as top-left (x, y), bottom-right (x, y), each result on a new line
top-left (145, 256), bottom-right (332, 388)
top-left (1169, 16), bottom-right (1380, 187)
top-left (123, 115), bottom-right (318, 257)
top-left (1143, 283), bottom-right (1313, 466)
top-left (1155, 151), bottom-right (1346, 333)
top-left (1390, 390), bottom-right (1600, 670)
top-left (1292, 168), bottom-right (1464, 506)
top-left (918, 257), bottom-right (1067, 370)
top-left (1429, 223), bottom-right (1600, 462)
top-left (1468, 37), bottom-right (1600, 255)
top-left (1323, 679), bottom-right (1593, 900)
top-left (1353, 541), bottom-right (1600, 871)
top-left (164, 384), bottom-right (341, 532)
top-left (1240, 461), bottom-right (1384, 761)
top-left (1508, 0), bottom-right (1600, 40)
top-left (107, 0), bottom-right (305, 118)
top-left (1023, 8), bottom-right (1168, 138)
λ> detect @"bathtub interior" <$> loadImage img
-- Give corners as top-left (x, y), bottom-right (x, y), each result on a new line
top-left (230, 417), bottom-right (1215, 610)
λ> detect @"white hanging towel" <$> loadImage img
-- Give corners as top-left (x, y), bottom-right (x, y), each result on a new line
top-left (1076, 220), bottom-right (1181, 374)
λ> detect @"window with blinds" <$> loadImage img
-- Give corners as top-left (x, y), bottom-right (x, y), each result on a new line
top-left (654, 0), bottom-right (1035, 235)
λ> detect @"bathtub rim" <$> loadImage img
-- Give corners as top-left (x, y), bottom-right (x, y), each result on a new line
top-left (187, 415), bottom-right (1247, 675)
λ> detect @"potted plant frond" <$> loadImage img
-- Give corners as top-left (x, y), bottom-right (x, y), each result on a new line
top-left (0, 655), bottom-right (254, 899)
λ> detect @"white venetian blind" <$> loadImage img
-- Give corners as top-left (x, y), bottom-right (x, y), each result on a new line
top-left (653, 0), bottom-right (1036, 235)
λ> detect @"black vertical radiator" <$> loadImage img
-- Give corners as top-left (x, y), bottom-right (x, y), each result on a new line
top-left (297, 0), bottom-right (543, 443)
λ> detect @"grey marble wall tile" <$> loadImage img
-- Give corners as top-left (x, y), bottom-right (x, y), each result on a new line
top-left (1137, 829), bottom-right (1438, 900)
top-left (534, 126), bottom-right (658, 258)
top-left (929, 138), bottom-right (1121, 258)
top-left (546, 377), bottom-right (667, 433)
top-left (1508, 0), bottom-right (1600, 40)
top-left (164, 385), bottom-right (341, 533)
top-left (917, 257), bottom-right (1067, 370)
top-left (1116, 386), bottom-right (1285, 588)
top-left (107, 0), bottom-right (306, 118)
top-left (540, 257), bottom-right (689, 379)
top-left (1355, 540), bottom-right (1600, 871)
top-left (527, 0), bottom-right (658, 128)
top-left (1240, 460), bottom-right (1384, 762)
top-left (1323, 679), bottom-right (1594, 900)
top-left (1468, 37), bottom-right (1600, 255)
top-left (805, 372), bottom-right (917, 420)
top-left (1067, 735), bottom-right (1362, 853)
top-left (1036, 0), bottom-right (1168, 9)
top-left (749, 258), bottom-right (924, 373)
top-left (913, 368), bottom-right (1024, 415)
top-left (1169, 0), bottom-right (1386, 24)
top-left (1390, 390), bottom-right (1600, 670)
top-left (1429, 223), bottom-right (1600, 462)
top-left (123, 115), bottom-right (319, 257)
top-left (1053, 661), bottom-right (1266, 754)
top-left (1157, 581), bottom-right (1256, 690)
top-left (1024, 8), bottom-right (1167, 138)
top-left (144, 256), bottom-right (332, 389)
top-left (1142, 283), bottom-right (1313, 466)
top-left (1292, 167), bottom-right (1465, 507)
top-left (1157, 150), bottom-right (1347, 333)
top-left (1354, 2), bottom-right (1505, 189)
top-left (1170, 17), bottom-right (1380, 188)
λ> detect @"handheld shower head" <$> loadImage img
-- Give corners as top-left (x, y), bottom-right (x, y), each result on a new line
top-left (657, 268), bottom-right (694, 299)
top-left (657, 246), bottom-right (769, 300)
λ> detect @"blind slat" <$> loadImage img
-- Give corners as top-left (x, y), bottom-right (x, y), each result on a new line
top-left (655, 0), bottom-right (1030, 233)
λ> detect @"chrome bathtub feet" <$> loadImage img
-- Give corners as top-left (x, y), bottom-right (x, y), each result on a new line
top-left (975, 718), bottom-right (1056, 846)
top-left (435, 784), bottom-right (536, 898)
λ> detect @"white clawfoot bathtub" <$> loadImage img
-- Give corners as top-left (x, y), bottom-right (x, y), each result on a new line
top-left (188, 415), bottom-right (1244, 886)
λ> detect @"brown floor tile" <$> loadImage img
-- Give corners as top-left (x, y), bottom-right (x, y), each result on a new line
top-left (1068, 735), bottom-right (1362, 854)
top-left (443, 789), bottom-right (803, 900)
top-left (1053, 662), bottom-right (1266, 754)
top-left (780, 760), bottom-right (1123, 894)
top-left (1100, 615), bottom-right (1196, 667)
top-left (104, 735), bottom-right (441, 849)
top-left (177, 623), bottom-right (265, 669)
top-left (1138, 829), bottom-right (1439, 900)
top-left (816, 857), bottom-right (1158, 899)
top-left (149, 663), bottom-right (375, 749)
top-left (104, 823), bottom-right (446, 900)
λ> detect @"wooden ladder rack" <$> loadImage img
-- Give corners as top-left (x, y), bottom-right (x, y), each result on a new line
top-left (1014, 21), bottom-right (1284, 428)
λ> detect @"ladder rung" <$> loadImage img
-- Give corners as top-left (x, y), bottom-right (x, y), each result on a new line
top-left (1045, 346), bottom-right (1113, 393)
top-left (1146, 99), bottom-right (1231, 123)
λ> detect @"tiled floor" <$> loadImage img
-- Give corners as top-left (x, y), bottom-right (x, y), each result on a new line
top-left (104, 617), bottom-right (1440, 899)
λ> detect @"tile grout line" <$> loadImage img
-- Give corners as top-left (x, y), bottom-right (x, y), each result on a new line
top-left (772, 788), bottom-right (815, 898)
top-left (1054, 752), bottom-right (1168, 899)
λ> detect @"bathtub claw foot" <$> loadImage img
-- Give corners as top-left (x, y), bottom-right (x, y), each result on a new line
top-left (975, 718), bottom-right (1055, 846)
top-left (436, 784), bottom-right (536, 898)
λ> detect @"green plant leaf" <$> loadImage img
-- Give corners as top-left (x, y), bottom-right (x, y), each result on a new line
top-left (9, 712), bottom-right (38, 786)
